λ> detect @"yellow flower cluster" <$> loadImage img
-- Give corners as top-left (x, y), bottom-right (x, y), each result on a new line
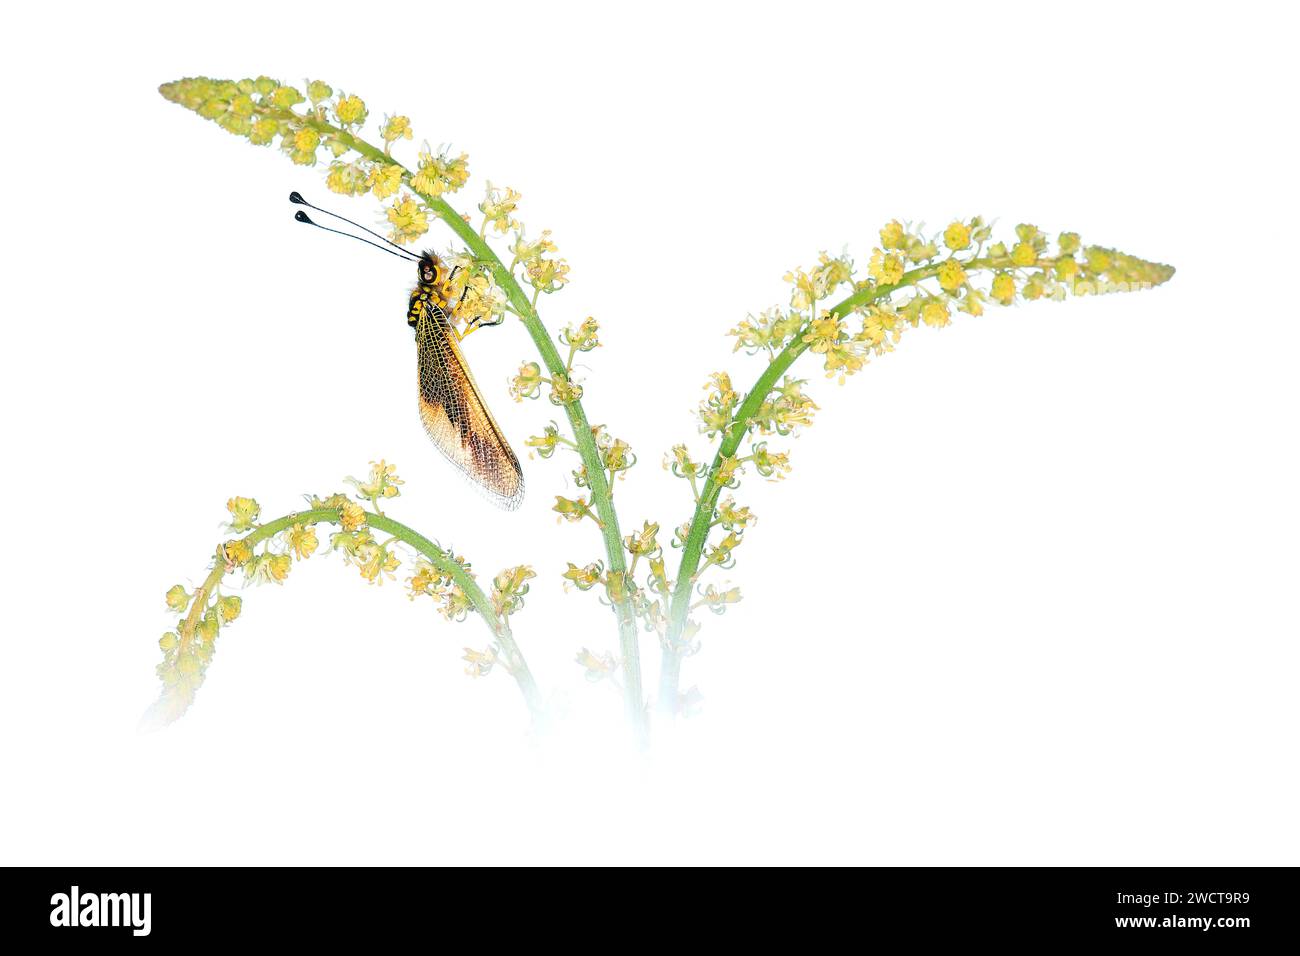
top-left (560, 316), bottom-right (601, 357)
top-left (334, 93), bottom-right (368, 127)
top-left (525, 421), bottom-right (566, 459)
top-left (480, 182), bottom-right (522, 235)
top-left (331, 528), bottom-right (400, 585)
top-left (724, 219), bottom-right (1174, 394)
top-left (701, 531), bottom-right (743, 572)
top-left (226, 495), bottom-right (261, 532)
top-left (462, 646), bottom-right (498, 678)
top-left (310, 493), bottom-right (367, 532)
top-left (525, 256), bottom-right (570, 295)
top-left (729, 307), bottom-right (805, 357)
top-left (509, 361), bottom-right (546, 402)
top-left (563, 561), bottom-right (604, 591)
top-left (386, 195), bottom-right (429, 246)
top-left (368, 164), bottom-right (404, 199)
top-left (624, 521), bottom-right (662, 559)
top-left (801, 314), bottom-right (866, 383)
top-left (552, 494), bottom-right (598, 525)
top-left (246, 550), bottom-right (292, 585)
top-left (408, 557), bottom-right (474, 621)
top-left (411, 147), bottom-right (471, 197)
top-left (783, 252), bottom-right (854, 311)
top-left (878, 218), bottom-right (942, 263)
top-left (346, 459), bottom-right (404, 514)
top-left (750, 441), bottom-right (791, 479)
top-left (510, 229), bottom-right (570, 296)
top-left (491, 566), bottom-right (536, 618)
top-left (576, 647), bottom-right (618, 682)
top-left (326, 161), bottom-right (369, 196)
top-left (749, 376), bottom-right (818, 436)
top-left (160, 76), bottom-right (367, 170)
top-left (698, 372), bottom-right (739, 437)
top-left (547, 372), bottom-right (583, 406)
top-left (149, 491), bottom-right (332, 726)
top-left (695, 583), bottom-right (742, 616)
top-left (161, 75), bottom-right (582, 322)
top-left (285, 523), bottom-right (319, 560)
top-left (665, 443), bottom-right (708, 482)
top-left (715, 497), bottom-right (755, 532)
top-left (593, 427), bottom-right (636, 483)
top-left (381, 114), bottom-right (413, 148)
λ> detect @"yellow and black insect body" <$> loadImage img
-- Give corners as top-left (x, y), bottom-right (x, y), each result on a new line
top-left (408, 253), bottom-right (524, 510)
top-left (291, 192), bottom-right (524, 510)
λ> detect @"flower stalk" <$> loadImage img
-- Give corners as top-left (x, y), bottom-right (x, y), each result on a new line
top-left (146, 503), bottom-right (543, 729)
top-left (658, 245), bottom-right (1173, 711)
top-left (657, 268), bottom-right (935, 711)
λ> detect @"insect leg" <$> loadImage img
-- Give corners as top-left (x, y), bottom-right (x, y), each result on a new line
top-left (457, 315), bottom-right (507, 341)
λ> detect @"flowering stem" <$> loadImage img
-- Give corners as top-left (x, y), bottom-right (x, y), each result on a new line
top-left (428, 206), bottom-right (644, 738)
top-left (273, 110), bottom-right (644, 741)
top-left (265, 507), bottom-right (541, 716)
top-left (657, 263), bottom-right (945, 714)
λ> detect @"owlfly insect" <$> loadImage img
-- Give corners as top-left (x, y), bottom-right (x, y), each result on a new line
top-left (290, 192), bottom-right (524, 510)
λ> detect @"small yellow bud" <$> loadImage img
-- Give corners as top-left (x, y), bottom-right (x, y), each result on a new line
top-left (880, 220), bottom-right (907, 250)
top-left (367, 164), bottom-right (404, 199)
top-left (868, 249), bottom-right (905, 285)
top-left (226, 496), bottom-right (261, 532)
top-left (269, 85), bottom-right (304, 110)
top-left (386, 195), bottom-right (429, 245)
top-left (334, 94), bottom-right (367, 126)
top-left (284, 523), bottom-right (320, 560)
top-left (222, 539), bottom-right (253, 567)
top-left (381, 115), bottom-right (413, 145)
top-left (509, 362), bottom-right (545, 402)
top-left (165, 585), bottom-right (190, 612)
top-left (217, 595), bottom-right (242, 623)
top-left (921, 300), bottom-right (951, 328)
top-left (991, 273), bottom-right (1016, 305)
top-left (937, 259), bottom-right (968, 293)
top-left (306, 80), bottom-right (333, 105)
top-left (338, 500), bottom-right (367, 532)
top-left (943, 221), bottom-right (971, 251)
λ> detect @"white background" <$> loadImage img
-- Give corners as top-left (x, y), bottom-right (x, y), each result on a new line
top-left (1, 1), bottom-right (1296, 865)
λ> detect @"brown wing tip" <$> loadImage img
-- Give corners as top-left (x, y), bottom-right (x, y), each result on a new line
top-left (418, 395), bottom-right (526, 511)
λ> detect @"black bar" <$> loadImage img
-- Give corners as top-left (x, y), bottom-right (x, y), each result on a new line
top-left (4, 866), bottom-right (1293, 944)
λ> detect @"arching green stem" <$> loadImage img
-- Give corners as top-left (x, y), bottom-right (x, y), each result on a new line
top-left (246, 507), bottom-right (541, 715)
top-left (657, 262), bottom-right (950, 714)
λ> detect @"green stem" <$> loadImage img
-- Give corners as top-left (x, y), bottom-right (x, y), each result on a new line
top-left (657, 261), bottom-right (949, 714)
top-left (284, 110), bottom-right (644, 740)
top-left (424, 190), bottom-right (644, 742)
top-left (260, 507), bottom-right (543, 715)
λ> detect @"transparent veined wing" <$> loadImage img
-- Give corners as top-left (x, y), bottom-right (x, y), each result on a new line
top-left (413, 302), bottom-right (525, 510)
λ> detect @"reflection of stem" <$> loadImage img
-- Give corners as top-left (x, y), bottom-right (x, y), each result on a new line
top-left (259, 106), bottom-right (645, 743)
